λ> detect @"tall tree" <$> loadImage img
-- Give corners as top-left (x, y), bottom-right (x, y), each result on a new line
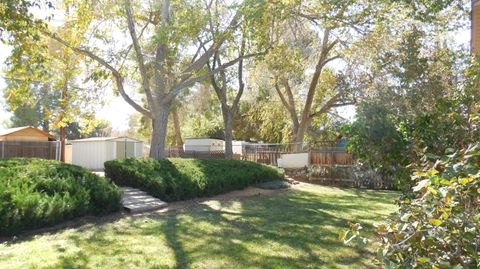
top-left (263, 0), bottom-right (375, 144)
top-left (47, 0), bottom-right (269, 159)
top-left (5, 1), bottom-right (103, 161)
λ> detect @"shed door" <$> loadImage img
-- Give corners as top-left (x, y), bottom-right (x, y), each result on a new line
top-left (116, 141), bottom-right (135, 158)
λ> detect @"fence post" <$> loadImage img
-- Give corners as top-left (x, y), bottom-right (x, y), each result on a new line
top-left (1, 141), bottom-right (3, 158)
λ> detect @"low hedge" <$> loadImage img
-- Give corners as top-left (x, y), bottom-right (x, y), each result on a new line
top-left (0, 158), bottom-right (122, 235)
top-left (104, 158), bottom-right (284, 201)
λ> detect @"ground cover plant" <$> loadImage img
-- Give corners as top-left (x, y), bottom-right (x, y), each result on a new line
top-left (105, 158), bottom-right (284, 202)
top-left (0, 184), bottom-right (399, 269)
top-left (0, 158), bottom-right (122, 235)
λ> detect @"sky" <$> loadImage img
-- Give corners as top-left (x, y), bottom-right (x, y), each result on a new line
top-left (0, 5), bottom-right (472, 132)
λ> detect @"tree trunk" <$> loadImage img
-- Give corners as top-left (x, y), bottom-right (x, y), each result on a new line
top-left (149, 104), bottom-right (171, 159)
top-left (60, 126), bottom-right (66, 162)
top-left (60, 78), bottom-right (68, 162)
top-left (223, 109), bottom-right (234, 160)
top-left (172, 108), bottom-right (183, 146)
top-left (294, 118), bottom-right (310, 143)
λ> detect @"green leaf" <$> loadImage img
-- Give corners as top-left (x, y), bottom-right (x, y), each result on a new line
top-left (458, 177), bottom-right (473, 185)
top-left (428, 219), bottom-right (443, 226)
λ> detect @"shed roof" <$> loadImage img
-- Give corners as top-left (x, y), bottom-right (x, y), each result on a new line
top-left (70, 136), bottom-right (143, 143)
top-left (184, 137), bottom-right (225, 141)
top-left (0, 126), bottom-right (56, 141)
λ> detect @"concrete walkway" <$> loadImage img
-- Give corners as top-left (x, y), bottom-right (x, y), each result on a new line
top-left (121, 187), bottom-right (168, 213)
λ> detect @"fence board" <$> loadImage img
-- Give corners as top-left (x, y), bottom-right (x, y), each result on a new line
top-left (309, 147), bottom-right (353, 166)
top-left (0, 141), bottom-right (59, 160)
top-left (165, 147), bottom-right (226, 159)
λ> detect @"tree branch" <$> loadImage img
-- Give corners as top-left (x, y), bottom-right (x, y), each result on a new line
top-left (47, 32), bottom-right (152, 118)
top-left (232, 36), bottom-right (246, 113)
top-left (170, 50), bottom-right (267, 101)
top-left (309, 90), bottom-right (346, 119)
top-left (274, 82), bottom-right (291, 110)
top-left (125, 0), bottom-right (155, 111)
top-left (177, 10), bottom-right (242, 86)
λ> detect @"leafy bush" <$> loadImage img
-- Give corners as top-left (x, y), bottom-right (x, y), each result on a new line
top-left (0, 158), bottom-right (122, 235)
top-left (104, 158), bottom-right (284, 201)
top-left (341, 144), bottom-right (479, 268)
top-left (342, 44), bottom-right (480, 190)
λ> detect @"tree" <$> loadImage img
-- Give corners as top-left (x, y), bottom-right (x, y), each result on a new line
top-left (47, 0), bottom-right (270, 159)
top-left (255, 0), bottom-right (375, 144)
top-left (341, 0), bottom-right (476, 188)
top-left (5, 1), bottom-right (104, 161)
top-left (0, 0), bottom-right (52, 71)
top-left (203, 0), bottom-right (274, 159)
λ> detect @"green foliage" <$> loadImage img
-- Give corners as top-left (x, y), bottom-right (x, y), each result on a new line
top-left (342, 103), bottom-right (411, 189)
top-left (104, 158), bottom-right (284, 202)
top-left (380, 144), bottom-right (479, 268)
top-left (341, 144), bottom-right (480, 268)
top-left (342, 30), bottom-right (479, 189)
top-left (0, 158), bottom-right (122, 235)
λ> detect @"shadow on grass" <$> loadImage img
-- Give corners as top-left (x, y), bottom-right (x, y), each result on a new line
top-left (46, 187), bottom-right (393, 268)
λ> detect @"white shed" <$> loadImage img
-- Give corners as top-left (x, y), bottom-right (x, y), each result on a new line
top-left (71, 136), bottom-right (143, 171)
top-left (184, 138), bottom-right (225, 152)
top-left (232, 140), bottom-right (251, 155)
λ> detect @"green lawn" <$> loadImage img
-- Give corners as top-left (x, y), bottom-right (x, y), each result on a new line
top-left (0, 184), bottom-right (398, 269)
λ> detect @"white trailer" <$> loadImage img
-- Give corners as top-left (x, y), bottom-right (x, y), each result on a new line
top-left (183, 138), bottom-right (225, 152)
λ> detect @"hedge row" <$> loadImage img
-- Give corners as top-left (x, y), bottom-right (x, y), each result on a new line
top-left (0, 158), bottom-right (122, 235)
top-left (105, 158), bottom-right (284, 201)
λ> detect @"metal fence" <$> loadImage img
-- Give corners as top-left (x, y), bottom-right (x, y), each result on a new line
top-left (0, 141), bottom-right (61, 160)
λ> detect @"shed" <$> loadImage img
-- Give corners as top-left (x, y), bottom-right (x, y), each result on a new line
top-left (0, 126), bottom-right (59, 160)
top-left (71, 136), bottom-right (143, 171)
top-left (0, 126), bottom-right (56, 141)
top-left (184, 138), bottom-right (225, 152)
top-left (232, 140), bottom-right (251, 156)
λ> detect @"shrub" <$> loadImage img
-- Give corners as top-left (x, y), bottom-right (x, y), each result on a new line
top-left (0, 158), bottom-right (122, 235)
top-left (104, 158), bottom-right (284, 201)
top-left (341, 143), bottom-right (480, 268)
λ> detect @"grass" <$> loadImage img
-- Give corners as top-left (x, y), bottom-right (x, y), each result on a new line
top-left (0, 184), bottom-right (399, 269)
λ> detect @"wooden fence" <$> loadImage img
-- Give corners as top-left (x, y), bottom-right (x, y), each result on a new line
top-left (309, 147), bottom-right (354, 166)
top-left (0, 141), bottom-right (60, 160)
top-left (242, 143), bottom-right (308, 166)
top-left (165, 144), bottom-right (353, 167)
top-left (165, 146), bottom-right (227, 159)
top-left (165, 144), bottom-right (393, 190)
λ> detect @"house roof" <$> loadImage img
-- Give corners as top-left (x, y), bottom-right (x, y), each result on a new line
top-left (70, 136), bottom-right (143, 143)
top-left (0, 126), bottom-right (56, 140)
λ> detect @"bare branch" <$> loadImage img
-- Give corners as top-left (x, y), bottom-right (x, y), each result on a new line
top-left (309, 90), bottom-right (346, 119)
top-left (118, 13), bottom-right (152, 71)
top-left (274, 82), bottom-right (291, 109)
top-left (232, 37), bottom-right (246, 112)
top-left (125, 0), bottom-right (155, 111)
top-left (170, 49), bottom-right (268, 101)
top-left (178, 10), bottom-right (242, 83)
